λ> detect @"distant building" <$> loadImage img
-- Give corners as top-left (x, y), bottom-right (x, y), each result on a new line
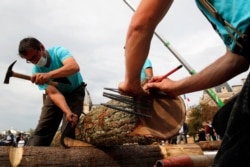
top-left (199, 78), bottom-right (245, 106)
top-left (83, 89), bottom-right (93, 114)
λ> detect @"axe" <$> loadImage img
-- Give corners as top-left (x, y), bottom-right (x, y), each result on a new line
top-left (4, 60), bottom-right (70, 86)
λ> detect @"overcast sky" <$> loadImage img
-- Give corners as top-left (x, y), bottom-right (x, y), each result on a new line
top-left (0, 0), bottom-right (248, 132)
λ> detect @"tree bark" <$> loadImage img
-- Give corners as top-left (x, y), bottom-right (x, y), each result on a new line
top-left (0, 145), bottom-right (162, 167)
top-left (0, 144), bottom-right (204, 167)
top-left (75, 97), bottom-right (185, 147)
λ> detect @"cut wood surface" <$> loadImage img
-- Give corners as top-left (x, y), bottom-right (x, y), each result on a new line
top-left (196, 141), bottom-right (222, 151)
top-left (160, 144), bottom-right (204, 158)
top-left (0, 144), bottom-right (205, 167)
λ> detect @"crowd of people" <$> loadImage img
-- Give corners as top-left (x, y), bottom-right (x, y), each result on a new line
top-left (0, 130), bottom-right (29, 147)
top-left (167, 121), bottom-right (220, 145)
top-left (195, 121), bottom-right (220, 143)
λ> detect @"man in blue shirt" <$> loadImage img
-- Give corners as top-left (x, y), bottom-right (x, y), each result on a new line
top-left (140, 58), bottom-right (153, 85)
top-left (18, 37), bottom-right (86, 146)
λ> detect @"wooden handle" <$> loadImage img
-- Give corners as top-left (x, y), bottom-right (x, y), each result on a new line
top-left (12, 72), bottom-right (58, 86)
top-left (156, 65), bottom-right (183, 82)
top-left (12, 72), bottom-right (31, 80)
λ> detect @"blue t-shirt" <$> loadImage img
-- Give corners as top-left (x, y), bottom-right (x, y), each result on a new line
top-left (140, 59), bottom-right (152, 82)
top-left (195, 0), bottom-right (250, 59)
top-left (32, 46), bottom-right (83, 93)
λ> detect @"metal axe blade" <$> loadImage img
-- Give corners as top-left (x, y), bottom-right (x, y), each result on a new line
top-left (4, 60), bottom-right (69, 86)
top-left (4, 60), bottom-right (17, 84)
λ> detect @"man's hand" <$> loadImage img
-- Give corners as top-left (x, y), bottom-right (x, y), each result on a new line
top-left (65, 113), bottom-right (78, 127)
top-left (146, 77), bottom-right (179, 97)
top-left (31, 73), bottom-right (50, 85)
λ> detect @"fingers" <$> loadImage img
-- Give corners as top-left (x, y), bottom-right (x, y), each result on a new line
top-left (68, 114), bottom-right (78, 128)
top-left (146, 78), bottom-right (168, 93)
top-left (146, 81), bottom-right (160, 89)
top-left (148, 76), bottom-right (164, 83)
top-left (30, 75), bottom-right (36, 83)
top-left (31, 73), bottom-right (49, 85)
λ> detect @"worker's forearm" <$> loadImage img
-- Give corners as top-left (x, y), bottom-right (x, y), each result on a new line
top-left (48, 92), bottom-right (72, 115)
top-left (48, 57), bottom-right (80, 79)
top-left (174, 50), bottom-right (249, 95)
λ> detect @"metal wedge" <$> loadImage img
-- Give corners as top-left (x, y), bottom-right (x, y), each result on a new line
top-left (101, 103), bottom-right (151, 118)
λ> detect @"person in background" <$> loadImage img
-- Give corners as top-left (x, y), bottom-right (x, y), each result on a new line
top-left (168, 135), bottom-right (177, 144)
top-left (4, 130), bottom-right (16, 146)
top-left (141, 58), bottom-right (153, 86)
top-left (204, 121), bottom-right (211, 141)
top-left (17, 136), bottom-right (25, 147)
top-left (18, 37), bottom-right (86, 146)
top-left (119, 0), bottom-right (250, 166)
top-left (16, 132), bottom-right (21, 144)
top-left (205, 120), bottom-right (216, 141)
top-left (176, 122), bottom-right (188, 144)
top-left (195, 127), bottom-right (207, 143)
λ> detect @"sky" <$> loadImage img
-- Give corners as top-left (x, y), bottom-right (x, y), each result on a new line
top-left (0, 0), bottom-right (249, 132)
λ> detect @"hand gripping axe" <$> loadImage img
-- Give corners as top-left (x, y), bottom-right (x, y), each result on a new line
top-left (4, 60), bottom-right (70, 86)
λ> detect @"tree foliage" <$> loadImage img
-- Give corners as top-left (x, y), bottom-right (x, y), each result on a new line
top-left (27, 128), bottom-right (35, 136)
top-left (187, 104), bottom-right (219, 137)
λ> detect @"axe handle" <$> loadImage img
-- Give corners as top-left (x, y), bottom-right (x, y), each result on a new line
top-left (12, 72), bottom-right (58, 86)
top-left (12, 72), bottom-right (31, 80)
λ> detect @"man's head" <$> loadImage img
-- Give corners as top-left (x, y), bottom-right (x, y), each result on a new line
top-left (18, 37), bottom-right (48, 67)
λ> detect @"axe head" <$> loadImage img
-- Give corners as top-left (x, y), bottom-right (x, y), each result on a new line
top-left (4, 60), bottom-right (17, 84)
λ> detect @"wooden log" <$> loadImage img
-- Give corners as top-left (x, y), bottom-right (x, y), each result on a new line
top-left (196, 141), bottom-right (221, 151)
top-left (154, 154), bottom-right (215, 167)
top-left (156, 144), bottom-right (215, 167)
top-left (0, 146), bottom-right (9, 167)
top-left (160, 144), bottom-right (204, 158)
top-left (75, 96), bottom-right (185, 147)
top-left (0, 144), bottom-right (203, 167)
top-left (76, 99), bottom-right (156, 146)
top-left (0, 145), bottom-right (162, 167)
